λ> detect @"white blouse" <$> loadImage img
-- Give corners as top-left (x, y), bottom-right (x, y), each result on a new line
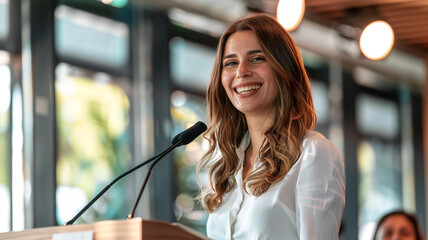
top-left (206, 131), bottom-right (346, 240)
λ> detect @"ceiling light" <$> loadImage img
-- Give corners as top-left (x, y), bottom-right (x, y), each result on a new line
top-left (359, 21), bottom-right (394, 60)
top-left (98, 0), bottom-right (127, 8)
top-left (276, 0), bottom-right (305, 31)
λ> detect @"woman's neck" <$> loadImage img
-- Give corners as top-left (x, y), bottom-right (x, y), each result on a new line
top-left (245, 112), bottom-right (274, 151)
top-left (242, 112), bottom-right (274, 180)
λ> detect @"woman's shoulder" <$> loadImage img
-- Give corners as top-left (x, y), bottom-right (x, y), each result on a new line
top-left (297, 130), bottom-right (345, 184)
top-left (302, 130), bottom-right (330, 146)
top-left (301, 130), bottom-right (342, 162)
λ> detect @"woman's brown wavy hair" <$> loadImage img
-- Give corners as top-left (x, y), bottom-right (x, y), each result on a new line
top-left (197, 13), bottom-right (316, 213)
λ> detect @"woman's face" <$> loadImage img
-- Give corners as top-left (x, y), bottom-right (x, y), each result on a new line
top-left (376, 215), bottom-right (417, 240)
top-left (221, 30), bottom-right (278, 118)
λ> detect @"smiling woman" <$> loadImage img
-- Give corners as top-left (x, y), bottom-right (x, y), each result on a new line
top-left (197, 13), bottom-right (346, 240)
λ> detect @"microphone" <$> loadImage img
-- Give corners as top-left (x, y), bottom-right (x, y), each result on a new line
top-left (64, 121), bottom-right (207, 225)
top-left (176, 121), bottom-right (207, 146)
top-left (171, 132), bottom-right (180, 145)
top-left (127, 121), bottom-right (207, 219)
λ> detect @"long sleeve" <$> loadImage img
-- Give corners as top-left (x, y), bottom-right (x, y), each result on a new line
top-left (295, 137), bottom-right (346, 240)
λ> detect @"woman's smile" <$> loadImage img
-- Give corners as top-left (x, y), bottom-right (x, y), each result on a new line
top-left (235, 83), bottom-right (262, 95)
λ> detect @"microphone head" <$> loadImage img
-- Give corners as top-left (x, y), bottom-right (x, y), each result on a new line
top-left (178, 121), bottom-right (207, 145)
top-left (171, 132), bottom-right (181, 145)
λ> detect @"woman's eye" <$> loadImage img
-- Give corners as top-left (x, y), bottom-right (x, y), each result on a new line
top-left (251, 56), bottom-right (265, 62)
top-left (224, 61), bottom-right (237, 67)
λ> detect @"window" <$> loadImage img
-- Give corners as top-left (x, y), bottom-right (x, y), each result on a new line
top-left (171, 91), bottom-right (208, 233)
top-left (54, 2), bottom-right (133, 225)
top-left (55, 63), bottom-right (132, 224)
top-left (55, 5), bottom-right (130, 70)
top-left (356, 93), bottom-right (402, 239)
top-left (170, 37), bottom-right (215, 92)
top-left (0, 0), bottom-right (9, 41)
top-left (169, 26), bottom-right (216, 234)
top-left (0, 53), bottom-right (11, 232)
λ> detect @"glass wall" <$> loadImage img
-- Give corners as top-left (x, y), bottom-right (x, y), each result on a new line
top-left (0, 0), bottom-right (8, 41)
top-left (341, 67), bottom-right (420, 240)
top-left (55, 63), bottom-right (132, 224)
top-left (0, 51), bottom-right (11, 232)
top-left (54, 2), bottom-right (133, 225)
top-left (171, 92), bottom-right (208, 233)
top-left (0, 0), bottom-right (10, 232)
top-left (169, 34), bottom-right (214, 234)
top-left (301, 49), bottom-right (331, 137)
top-left (55, 4), bottom-right (129, 70)
top-left (356, 93), bottom-right (402, 239)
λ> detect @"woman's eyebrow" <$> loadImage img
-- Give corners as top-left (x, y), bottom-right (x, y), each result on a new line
top-left (223, 49), bottom-right (263, 60)
top-left (223, 53), bottom-right (236, 60)
top-left (248, 49), bottom-right (262, 55)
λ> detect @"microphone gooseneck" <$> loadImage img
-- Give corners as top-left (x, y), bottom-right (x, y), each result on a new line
top-left (127, 121), bottom-right (207, 219)
top-left (126, 141), bottom-right (180, 219)
top-left (64, 121), bottom-right (206, 225)
top-left (64, 155), bottom-right (158, 225)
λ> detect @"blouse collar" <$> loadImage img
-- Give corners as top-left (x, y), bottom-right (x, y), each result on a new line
top-left (235, 132), bottom-right (250, 169)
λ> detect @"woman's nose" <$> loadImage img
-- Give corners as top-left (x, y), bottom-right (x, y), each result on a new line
top-left (236, 62), bottom-right (252, 78)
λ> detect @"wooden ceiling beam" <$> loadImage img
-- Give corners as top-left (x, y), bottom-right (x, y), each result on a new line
top-left (395, 31), bottom-right (428, 40)
top-left (379, 0), bottom-right (428, 11)
top-left (385, 14), bottom-right (428, 23)
top-left (379, 7), bottom-right (428, 17)
top-left (306, 0), bottom-right (413, 7)
top-left (305, 1), bottom-right (428, 15)
top-left (392, 25), bottom-right (428, 34)
top-left (402, 38), bottom-right (428, 45)
top-left (320, 10), bottom-right (346, 19)
top-left (307, 0), bottom-right (415, 12)
top-left (418, 43), bottom-right (428, 50)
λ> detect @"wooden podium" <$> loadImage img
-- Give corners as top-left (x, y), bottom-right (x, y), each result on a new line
top-left (0, 218), bottom-right (209, 240)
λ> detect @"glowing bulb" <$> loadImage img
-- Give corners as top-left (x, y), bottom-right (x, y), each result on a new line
top-left (359, 21), bottom-right (394, 60)
top-left (276, 0), bottom-right (305, 31)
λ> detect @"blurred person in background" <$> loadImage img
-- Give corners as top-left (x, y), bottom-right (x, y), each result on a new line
top-left (373, 210), bottom-right (425, 240)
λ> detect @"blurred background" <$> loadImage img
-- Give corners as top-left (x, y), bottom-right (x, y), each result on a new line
top-left (0, 0), bottom-right (427, 239)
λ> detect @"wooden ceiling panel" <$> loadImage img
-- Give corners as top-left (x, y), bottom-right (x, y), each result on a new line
top-left (386, 14), bottom-right (428, 23)
top-left (304, 0), bottom-right (428, 55)
top-left (379, 0), bottom-right (428, 11)
top-left (306, 0), bottom-right (414, 7)
top-left (396, 31), bottom-right (428, 40)
top-left (405, 38), bottom-right (428, 45)
top-left (378, 7), bottom-right (428, 17)
top-left (392, 24), bottom-right (428, 33)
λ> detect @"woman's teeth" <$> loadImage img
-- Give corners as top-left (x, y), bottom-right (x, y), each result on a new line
top-left (236, 85), bottom-right (261, 94)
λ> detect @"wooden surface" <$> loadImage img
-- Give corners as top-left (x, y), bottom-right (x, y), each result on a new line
top-left (0, 218), bottom-right (142, 240)
top-left (143, 220), bottom-right (208, 240)
top-left (0, 218), bottom-right (209, 240)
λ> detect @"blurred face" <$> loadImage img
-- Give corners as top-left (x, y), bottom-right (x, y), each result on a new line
top-left (376, 215), bottom-right (417, 240)
top-left (221, 30), bottom-right (278, 118)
